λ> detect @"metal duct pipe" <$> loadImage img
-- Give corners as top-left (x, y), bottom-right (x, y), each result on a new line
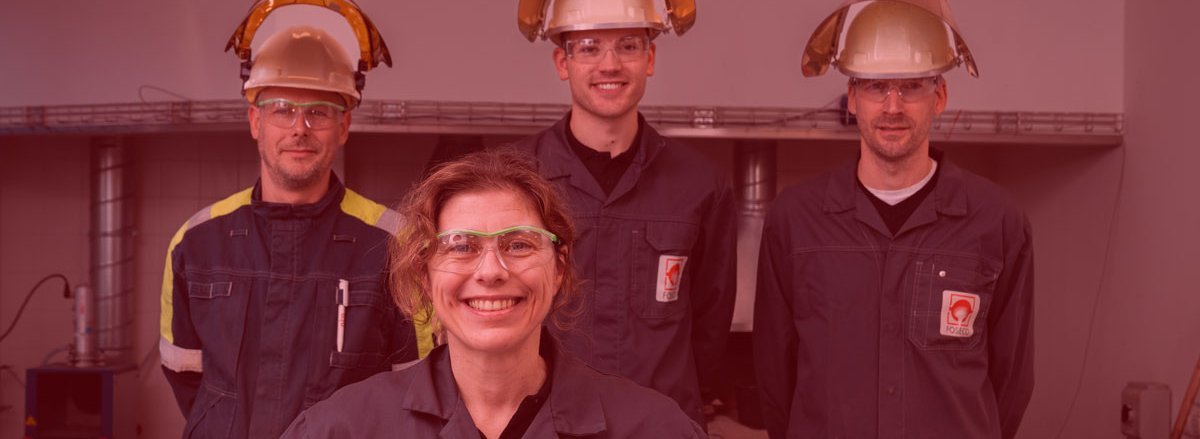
top-left (731, 140), bottom-right (777, 332)
top-left (91, 138), bottom-right (135, 365)
top-left (72, 284), bottom-right (101, 367)
top-left (735, 140), bottom-right (777, 217)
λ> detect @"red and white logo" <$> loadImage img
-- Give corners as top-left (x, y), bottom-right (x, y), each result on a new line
top-left (656, 255), bottom-right (688, 302)
top-left (939, 290), bottom-right (980, 338)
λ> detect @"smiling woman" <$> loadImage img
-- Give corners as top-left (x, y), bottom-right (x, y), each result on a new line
top-left (279, 148), bottom-right (705, 438)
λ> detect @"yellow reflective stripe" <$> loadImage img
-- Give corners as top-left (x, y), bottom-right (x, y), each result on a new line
top-left (159, 187), bottom-right (253, 345)
top-left (159, 223), bottom-right (188, 344)
top-left (415, 308), bottom-right (436, 359)
top-left (340, 188), bottom-right (395, 233)
top-left (211, 187), bottom-right (254, 218)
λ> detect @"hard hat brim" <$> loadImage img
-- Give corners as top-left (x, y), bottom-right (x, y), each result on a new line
top-left (546, 21), bottom-right (667, 39)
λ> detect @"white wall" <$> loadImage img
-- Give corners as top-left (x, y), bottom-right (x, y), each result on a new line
top-left (1054, 0), bottom-right (1200, 436)
top-left (0, 0), bottom-right (1123, 112)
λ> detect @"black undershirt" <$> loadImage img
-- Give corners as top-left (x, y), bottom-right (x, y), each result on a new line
top-left (478, 341), bottom-right (555, 439)
top-left (857, 161), bottom-right (941, 235)
top-left (565, 112), bottom-right (643, 196)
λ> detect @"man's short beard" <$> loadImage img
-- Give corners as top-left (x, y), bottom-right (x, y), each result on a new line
top-left (267, 165), bottom-right (326, 191)
top-left (864, 137), bottom-right (922, 163)
top-left (861, 119), bottom-right (928, 163)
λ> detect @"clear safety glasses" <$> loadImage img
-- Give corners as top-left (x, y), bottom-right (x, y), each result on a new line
top-left (563, 35), bottom-right (650, 64)
top-left (431, 226), bottom-right (559, 274)
top-left (255, 98), bottom-right (346, 130)
top-left (852, 77), bottom-right (941, 103)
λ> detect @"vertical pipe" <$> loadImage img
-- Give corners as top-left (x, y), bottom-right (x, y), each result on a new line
top-left (91, 138), bottom-right (135, 365)
top-left (731, 140), bottom-right (776, 332)
top-left (736, 140), bottom-right (778, 217)
top-left (72, 284), bottom-right (101, 367)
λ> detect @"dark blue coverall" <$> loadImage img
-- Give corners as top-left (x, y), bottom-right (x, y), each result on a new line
top-left (754, 154), bottom-right (1035, 438)
top-left (159, 177), bottom-right (419, 438)
top-left (511, 113), bottom-right (738, 427)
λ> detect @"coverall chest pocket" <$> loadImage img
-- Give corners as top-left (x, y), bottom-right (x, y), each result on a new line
top-left (305, 279), bottom-right (392, 406)
top-left (631, 222), bottom-right (699, 320)
top-left (906, 254), bottom-right (999, 351)
top-left (185, 276), bottom-right (250, 387)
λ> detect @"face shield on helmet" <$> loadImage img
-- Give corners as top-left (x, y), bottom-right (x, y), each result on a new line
top-left (801, 0), bottom-right (979, 79)
top-left (225, 0), bottom-right (392, 108)
top-left (516, 0), bottom-right (696, 44)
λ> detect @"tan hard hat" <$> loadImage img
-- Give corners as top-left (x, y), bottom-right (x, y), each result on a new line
top-left (242, 26), bottom-right (359, 107)
top-left (225, 0), bottom-right (393, 108)
top-left (516, 0), bottom-right (696, 43)
top-left (801, 0), bottom-right (978, 79)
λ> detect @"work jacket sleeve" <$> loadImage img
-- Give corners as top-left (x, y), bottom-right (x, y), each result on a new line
top-left (988, 215), bottom-right (1036, 439)
top-left (753, 206), bottom-right (799, 439)
top-left (690, 181), bottom-right (738, 392)
top-left (159, 231), bottom-right (204, 416)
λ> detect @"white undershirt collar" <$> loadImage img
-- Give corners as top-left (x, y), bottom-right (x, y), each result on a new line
top-left (863, 159), bottom-right (939, 206)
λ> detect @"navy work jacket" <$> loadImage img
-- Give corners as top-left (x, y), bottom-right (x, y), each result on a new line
top-left (511, 114), bottom-right (737, 426)
top-left (159, 176), bottom-right (419, 439)
top-left (281, 331), bottom-right (707, 438)
top-left (754, 154), bottom-right (1035, 439)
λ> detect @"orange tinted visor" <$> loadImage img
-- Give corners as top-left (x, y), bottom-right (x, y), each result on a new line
top-left (664, 0), bottom-right (697, 36)
top-left (225, 0), bottom-right (392, 71)
top-left (516, 0), bottom-right (551, 42)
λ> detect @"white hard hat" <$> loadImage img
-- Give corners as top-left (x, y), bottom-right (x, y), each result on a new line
top-left (839, 1), bottom-right (958, 78)
top-left (517, 0), bottom-right (696, 43)
top-left (243, 26), bottom-right (360, 107)
top-left (801, 0), bottom-right (978, 79)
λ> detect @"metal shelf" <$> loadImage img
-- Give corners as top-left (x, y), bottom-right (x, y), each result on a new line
top-left (0, 99), bottom-right (1124, 147)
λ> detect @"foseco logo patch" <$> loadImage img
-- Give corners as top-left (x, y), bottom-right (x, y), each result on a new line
top-left (656, 255), bottom-right (687, 302)
top-left (940, 290), bottom-right (980, 338)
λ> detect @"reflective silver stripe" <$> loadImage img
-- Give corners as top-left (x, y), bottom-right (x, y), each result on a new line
top-left (184, 205), bottom-right (212, 230)
top-left (375, 208), bottom-right (404, 235)
top-left (159, 337), bottom-right (203, 373)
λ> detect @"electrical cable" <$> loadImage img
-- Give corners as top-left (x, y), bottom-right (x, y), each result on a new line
top-left (0, 365), bottom-right (24, 387)
top-left (1054, 144), bottom-right (1128, 438)
top-left (138, 84), bottom-right (192, 102)
top-left (41, 344), bottom-right (69, 366)
top-left (0, 273), bottom-right (71, 344)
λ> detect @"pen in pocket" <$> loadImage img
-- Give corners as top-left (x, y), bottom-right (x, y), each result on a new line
top-left (337, 279), bottom-right (348, 352)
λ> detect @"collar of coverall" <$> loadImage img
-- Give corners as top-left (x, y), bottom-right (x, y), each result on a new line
top-left (822, 148), bottom-right (967, 217)
top-left (539, 112), bottom-right (664, 181)
top-left (395, 328), bottom-right (608, 436)
top-left (250, 172), bottom-right (345, 219)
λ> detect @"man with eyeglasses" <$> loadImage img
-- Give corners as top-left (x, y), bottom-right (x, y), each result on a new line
top-left (159, 20), bottom-right (419, 439)
top-left (511, 0), bottom-right (735, 429)
top-left (754, 1), bottom-right (1035, 438)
